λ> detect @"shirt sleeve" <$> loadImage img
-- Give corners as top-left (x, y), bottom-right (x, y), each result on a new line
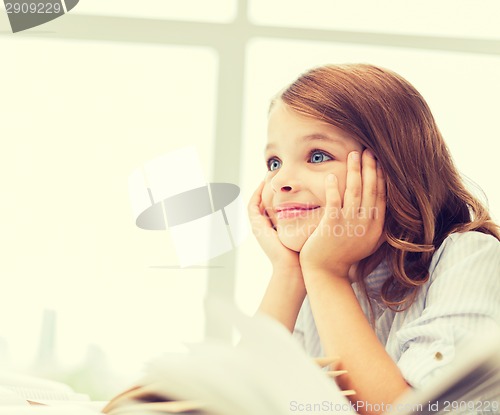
top-left (394, 231), bottom-right (500, 388)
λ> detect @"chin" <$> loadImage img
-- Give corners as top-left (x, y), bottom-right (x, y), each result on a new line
top-left (279, 235), bottom-right (306, 252)
top-left (276, 222), bottom-right (315, 252)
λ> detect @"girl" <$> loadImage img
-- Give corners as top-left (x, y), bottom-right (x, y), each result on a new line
top-left (248, 64), bottom-right (500, 414)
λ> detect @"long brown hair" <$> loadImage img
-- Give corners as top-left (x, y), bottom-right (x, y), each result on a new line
top-left (275, 63), bottom-right (499, 310)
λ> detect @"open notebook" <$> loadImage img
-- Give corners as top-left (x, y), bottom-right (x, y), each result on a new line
top-left (102, 299), bottom-right (355, 415)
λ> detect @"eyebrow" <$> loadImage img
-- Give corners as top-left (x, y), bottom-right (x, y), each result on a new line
top-left (265, 133), bottom-right (347, 152)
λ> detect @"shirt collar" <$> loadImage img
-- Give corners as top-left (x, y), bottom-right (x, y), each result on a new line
top-left (360, 259), bottom-right (391, 300)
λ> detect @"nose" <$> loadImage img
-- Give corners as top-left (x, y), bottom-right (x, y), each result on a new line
top-left (271, 166), bottom-right (301, 193)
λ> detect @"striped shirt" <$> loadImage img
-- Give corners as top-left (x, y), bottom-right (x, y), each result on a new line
top-left (293, 231), bottom-right (500, 388)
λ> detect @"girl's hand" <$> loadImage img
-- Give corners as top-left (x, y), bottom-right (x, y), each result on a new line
top-left (248, 181), bottom-right (301, 272)
top-left (299, 149), bottom-right (386, 278)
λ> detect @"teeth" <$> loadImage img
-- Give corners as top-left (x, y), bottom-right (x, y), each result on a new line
top-left (275, 206), bottom-right (319, 213)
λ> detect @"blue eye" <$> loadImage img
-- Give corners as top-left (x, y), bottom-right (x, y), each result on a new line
top-left (267, 158), bottom-right (282, 171)
top-left (309, 150), bottom-right (333, 163)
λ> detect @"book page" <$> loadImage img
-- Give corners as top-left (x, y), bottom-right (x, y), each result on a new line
top-left (128, 298), bottom-right (356, 415)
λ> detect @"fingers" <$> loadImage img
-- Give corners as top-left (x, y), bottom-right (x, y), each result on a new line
top-left (374, 161), bottom-right (386, 223)
top-left (343, 151), bottom-right (362, 211)
top-left (247, 181), bottom-right (275, 234)
top-left (360, 149), bottom-right (378, 211)
top-left (248, 180), bottom-right (265, 216)
top-left (248, 181), bottom-right (266, 226)
top-left (342, 148), bottom-right (385, 227)
top-left (324, 173), bottom-right (342, 214)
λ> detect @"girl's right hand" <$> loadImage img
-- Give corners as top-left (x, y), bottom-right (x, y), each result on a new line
top-left (248, 181), bottom-right (302, 272)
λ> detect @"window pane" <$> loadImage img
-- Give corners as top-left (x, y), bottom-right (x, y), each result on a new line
top-left (249, 0), bottom-right (500, 39)
top-left (0, 37), bottom-right (217, 384)
top-left (236, 38), bottom-right (500, 314)
top-left (72, 0), bottom-right (236, 23)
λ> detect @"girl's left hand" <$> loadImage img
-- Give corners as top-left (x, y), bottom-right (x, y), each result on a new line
top-left (299, 149), bottom-right (386, 278)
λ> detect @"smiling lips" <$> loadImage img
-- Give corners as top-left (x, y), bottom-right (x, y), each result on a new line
top-left (274, 203), bottom-right (320, 220)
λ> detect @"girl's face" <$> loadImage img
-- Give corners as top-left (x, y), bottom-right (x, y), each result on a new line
top-left (262, 101), bottom-right (364, 252)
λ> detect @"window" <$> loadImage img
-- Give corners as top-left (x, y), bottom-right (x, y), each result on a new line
top-left (249, 0), bottom-right (500, 40)
top-left (0, 37), bottom-right (217, 385)
top-left (73, 0), bottom-right (236, 23)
